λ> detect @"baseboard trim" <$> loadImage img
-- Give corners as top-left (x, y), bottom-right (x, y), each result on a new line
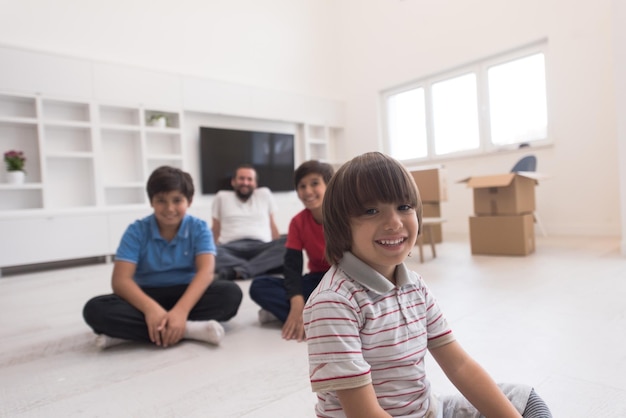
top-left (0, 255), bottom-right (111, 277)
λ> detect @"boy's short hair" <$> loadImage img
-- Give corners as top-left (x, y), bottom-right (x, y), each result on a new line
top-left (322, 152), bottom-right (422, 265)
top-left (294, 160), bottom-right (335, 187)
top-left (146, 166), bottom-right (195, 203)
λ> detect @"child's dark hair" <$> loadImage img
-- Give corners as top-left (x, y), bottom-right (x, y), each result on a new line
top-left (294, 160), bottom-right (334, 187)
top-left (146, 166), bottom-right (195, 203)
top-left (322, 152), bottom-right (422, 265)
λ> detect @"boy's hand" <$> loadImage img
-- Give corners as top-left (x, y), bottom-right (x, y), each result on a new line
top-left (144, 305), bottom-right (168, 346)
top-left (282, 296), bottom-right (306, 342)
top-left (159, 308), bottom-right (187, 347)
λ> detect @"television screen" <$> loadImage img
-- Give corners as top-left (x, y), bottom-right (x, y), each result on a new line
top-left (199, 126), bottom-right (295, 194)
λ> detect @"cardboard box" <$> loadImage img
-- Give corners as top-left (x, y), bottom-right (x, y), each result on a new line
top-left (410, 166), bottom-right (447, 202)
top-left (421, 202), bottom-right (442, 243)
top-left (459, 172), bottom-right (542, 216)
top-left (469, 214), bottom-right (535, 256)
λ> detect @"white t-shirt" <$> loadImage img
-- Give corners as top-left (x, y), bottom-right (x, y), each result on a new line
top-left (211, 187), bottom-right (277, 244)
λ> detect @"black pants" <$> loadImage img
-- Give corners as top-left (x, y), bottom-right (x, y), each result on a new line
top-left (83, 280), bottom-right (243, 342)
top-left (214, 237), bottom-right (287, 279)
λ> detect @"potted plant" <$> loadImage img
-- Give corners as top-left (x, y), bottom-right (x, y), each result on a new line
top-left (4, 150), bottom-right (26, 184)
top-left (148, 114), bottom-right (168, 128)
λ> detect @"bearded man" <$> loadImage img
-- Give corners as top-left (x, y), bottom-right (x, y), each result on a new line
top-left (211, 164), bottom-right (286, 281)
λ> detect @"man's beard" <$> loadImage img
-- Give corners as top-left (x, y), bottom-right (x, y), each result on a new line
top-left (235, 187), bottom-right (253, 201)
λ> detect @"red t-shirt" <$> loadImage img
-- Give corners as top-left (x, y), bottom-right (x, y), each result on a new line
top-left (285, 209), bottom-right (329, 273)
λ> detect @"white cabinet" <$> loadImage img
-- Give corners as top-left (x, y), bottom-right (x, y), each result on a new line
top-left (41, 98), bottom-right (97, 209)
top-left (0, 92), bottom-right (184, 269)
top-left (301, 123), bottom-right (344, 167)
top-left (97, 104), bottom-right (183, 206)
top-left (0, 92), bottom-right (184, 213)
top-left (0, 214), bottom-right (110, 267)
top-left (0, 93), bottom-right (43, 210)
top-left (143, 109), bottom-right (183, 174)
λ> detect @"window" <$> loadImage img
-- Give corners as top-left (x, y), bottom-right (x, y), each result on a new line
top-left (487, 53), bottom-right (548, 146)
top-left (383, 42), bottom-right (548, 163)
top-left (387, 88), bottom-right (427, 159)
top-left (432, 73), bottom-right (480, 155)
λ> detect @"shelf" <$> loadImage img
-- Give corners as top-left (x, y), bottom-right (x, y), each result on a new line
top-left (44, 158), bottom-right (96, 209)
top-left (44, 125), bottom-right (93, 153)
top-left (0, 120), bottom-right (41, 183)
top-left (100, 124), bottom-right (141, 132)
top-left (0, 182), bottom-right (42, 190)
top-left (145, 109), bottom-right (180, 129)
top-left (43, 120), bottom-right (91, 129)
top-left (104, 186), bottom-right (146, 206)
top-left (103, 182), bottom-right (144, 188)
top-left (0, 116), bottom-right (38, 125)
top-left (306, 124), bottom-right (326, 139)
top-left (0, 188), bottom-right (43, 210)
top-left (146, 154), bottom-right (183, 161)
top-left (42, 99), bottom-right (90, 123)
top-left (0, 91), bottom-right (186, 268)
top-left (310, 144), bottom-right (328, 161)
top-left (101, 129), bottom-right (143, 184)
top-left (302, 123), bottom-right (343, 164)
top-left (145, 131), bottom-right (182, 155)
top-left (146, 158), bottom-right (183, 173)
top-left (99, 105), bottom-right (140, 126)
top-left (0, 94), bottom-right (37, 119)
top-left (0, 92), bottom-right (184, 213)
top-left (45, 152), bottom-right (94, 159)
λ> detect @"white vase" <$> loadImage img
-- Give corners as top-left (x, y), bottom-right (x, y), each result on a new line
top-left (6, 170), bottom-right (25, 184)
top-left (149, 117), bottom-right (167, 128)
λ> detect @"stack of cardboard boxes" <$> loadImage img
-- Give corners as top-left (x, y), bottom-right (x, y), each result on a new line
top-left (410, 166), bottom-right (447, 243)
top-left (460, 172), bottom-right (542, 256)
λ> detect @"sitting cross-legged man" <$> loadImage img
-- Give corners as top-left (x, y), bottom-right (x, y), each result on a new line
top-left (212, 164), bottom-right (286, 281)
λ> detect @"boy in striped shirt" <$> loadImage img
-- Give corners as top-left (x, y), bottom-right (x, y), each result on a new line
top-left (303, 152), bottom-right (551, 418)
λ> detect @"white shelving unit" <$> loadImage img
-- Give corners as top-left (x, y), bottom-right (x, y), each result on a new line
top-left (40, 98), bottom-right (97, 209)
top-left (143, 109), bottom-right (183, 176)
top-left (0, 92), bottom-right (184, 212)
top-left (301, 123), bottom-right (344, 167)
top-left (0, 93), bottom-right (42, 210)
top-left (0, 92), bottom-right (184, 270)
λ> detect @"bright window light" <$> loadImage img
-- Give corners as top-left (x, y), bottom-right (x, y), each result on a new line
top-left (387, 88), bottom-right (427, 160)
top-left (488, 53), bottom-right (548, 146)
top-left (432, 73), bottom-right (480, 155)
top-left (382, 42), bottom-right (549, 161)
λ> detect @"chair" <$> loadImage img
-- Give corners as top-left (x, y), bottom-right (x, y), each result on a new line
top-left (510, 155), bottom-right (546, 236)
top-left (416, 217), bottom-right (446, 263)
top-left (510, 155), bottom-right (537, 173)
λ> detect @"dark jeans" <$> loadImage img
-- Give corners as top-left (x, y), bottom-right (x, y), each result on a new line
top-left (83, 280), bottom-right (243, 342)
top-left (248, 272), bottom-right (324, 322)
top-left (215, 237), bottom-right (287, 279)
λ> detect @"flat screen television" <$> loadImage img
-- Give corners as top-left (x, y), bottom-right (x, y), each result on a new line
top-left (199, 126), bottom-right (295, 194)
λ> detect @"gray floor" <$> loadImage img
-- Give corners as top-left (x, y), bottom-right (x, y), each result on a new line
top-left (1, 234), bottom-right (625, 417)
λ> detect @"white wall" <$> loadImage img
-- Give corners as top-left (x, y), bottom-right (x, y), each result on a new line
top-left (612, 0), bottom-right (626, 254)
top-left (336, 0), bottom-right (621, 237)
top-left (0, 0), bottom-right (342, 100)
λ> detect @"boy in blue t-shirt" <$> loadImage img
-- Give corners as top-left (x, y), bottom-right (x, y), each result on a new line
top-left (83, 166), bottom-right (243, 349)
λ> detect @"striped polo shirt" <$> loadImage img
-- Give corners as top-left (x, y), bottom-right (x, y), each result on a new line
top-left (303, 251), bottom-right (455, 417)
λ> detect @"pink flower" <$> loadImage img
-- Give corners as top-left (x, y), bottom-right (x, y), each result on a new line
top-left (4, 150), bottom-right (26, 172)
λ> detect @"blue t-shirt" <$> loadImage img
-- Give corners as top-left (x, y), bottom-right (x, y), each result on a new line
top-left (115, 214), bottom-right (216, 287)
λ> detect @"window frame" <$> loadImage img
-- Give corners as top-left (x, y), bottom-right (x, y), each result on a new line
top-left (381, 40), bottom-right (550, 164)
